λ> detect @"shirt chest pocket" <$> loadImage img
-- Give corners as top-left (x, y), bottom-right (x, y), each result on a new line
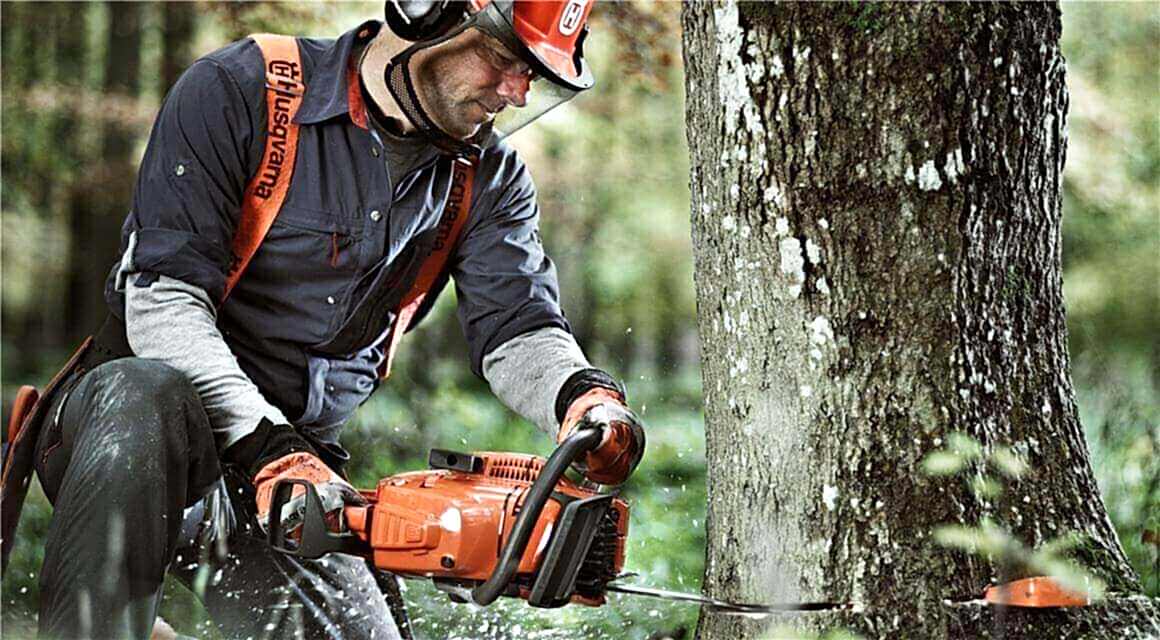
top-left (261, 205), bottom-right (367, 277)
top-left (244, 206), bottom-right (368, 342)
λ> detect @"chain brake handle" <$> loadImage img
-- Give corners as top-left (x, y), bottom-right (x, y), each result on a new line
top-left (470, 425), bottom-right (605, 606)
top-left (267, 478), bottom-right (364, 558)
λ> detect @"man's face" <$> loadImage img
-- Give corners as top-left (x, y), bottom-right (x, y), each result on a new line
top-left (411, 29), bottom-right (534, 139)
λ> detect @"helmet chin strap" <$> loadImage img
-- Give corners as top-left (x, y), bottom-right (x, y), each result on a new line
top-left (383, 28), bottom-right (489, 158)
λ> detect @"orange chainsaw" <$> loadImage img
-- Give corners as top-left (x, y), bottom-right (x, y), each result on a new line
top-left (268, 427), bottom-right (852, 614)
top-left (268, 427), bottom-right (630, 608)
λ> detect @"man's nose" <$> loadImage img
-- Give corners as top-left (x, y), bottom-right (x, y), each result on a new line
top-left (496, 72), bottom-right (530, 108)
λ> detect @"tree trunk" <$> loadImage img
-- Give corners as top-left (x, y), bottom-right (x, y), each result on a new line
top-left (65, 2), bottom-right (144, 341)
top-left (1, 2), bottom-right (42, 374)
top-left (161, 1), bottom-right (197, 94)
top-left (682, 2), bottom-right (1158, 637)
top-left (33, 3), bottom-right (91, 359)
top-left (0, 3), bottom-right (25, 88)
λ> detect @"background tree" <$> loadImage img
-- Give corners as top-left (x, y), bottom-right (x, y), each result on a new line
top-left (63, 2), bottom-right (144, 339)
top-left (1, 2), bottom-right (83, 370)
top-left (161, 2), bottom-right (198, 94)
top-left (683, 2), bottom-right (1157, 638)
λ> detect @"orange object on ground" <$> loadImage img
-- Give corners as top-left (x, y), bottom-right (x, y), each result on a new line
top-left (983, 576), bottom-right (1091, 607)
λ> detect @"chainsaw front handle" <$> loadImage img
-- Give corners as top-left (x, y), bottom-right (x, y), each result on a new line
top-left (470, 425), bottom-right (605, 606)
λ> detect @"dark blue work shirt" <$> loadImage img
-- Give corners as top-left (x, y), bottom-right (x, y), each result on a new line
top-left (104, 21), bottom-right (570, 446)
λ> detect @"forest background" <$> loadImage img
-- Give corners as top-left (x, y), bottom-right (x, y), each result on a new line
top-left (0, 2), bottom-right (1155, 639)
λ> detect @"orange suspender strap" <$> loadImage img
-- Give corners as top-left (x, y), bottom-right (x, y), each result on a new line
top-left (222, 34), bottom-right (306, 303)
top-left (378, 157), bottom-right (477, 380)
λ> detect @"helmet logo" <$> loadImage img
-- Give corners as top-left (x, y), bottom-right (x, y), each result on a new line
top-left (558, 0), bottom-right (585, 36)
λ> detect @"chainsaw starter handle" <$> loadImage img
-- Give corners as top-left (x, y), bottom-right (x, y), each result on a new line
top-left (471, 425), bottom-right (604, 606)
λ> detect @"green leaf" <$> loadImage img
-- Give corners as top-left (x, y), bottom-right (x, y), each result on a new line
top-left (823, 631), bottom-right (866, 640)
top-left (947, 432), bottom-right (983, 460)
top-left (934, 525), bottom-right (982, 552)
top-left (1027, 556), bottom-right (1107, 602)
top-left (975, 518), bottom-right (1021, 557)
top-left (921, 451), bottom-right (966, 476)
top-left (970, 475), bottom-right (1003, 499)
top-left (990, 446), bottom-right (1029, 479)
top-left (1037, 533), bottom-right (1083, 557)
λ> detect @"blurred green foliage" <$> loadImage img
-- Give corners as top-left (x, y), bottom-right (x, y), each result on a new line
top-left (1058, 1), bottom-right (1160, 599)
top-left (1, 2), bottom-right (1155, 639)
top-left (1059, 3), bottom-right (1159, 362)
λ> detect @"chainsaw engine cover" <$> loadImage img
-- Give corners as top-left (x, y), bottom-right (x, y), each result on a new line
top-left (352, 450), bottom-right (628, 606)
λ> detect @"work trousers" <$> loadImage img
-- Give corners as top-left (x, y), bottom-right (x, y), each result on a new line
top-left (33, 358), bottom-right (404, 640)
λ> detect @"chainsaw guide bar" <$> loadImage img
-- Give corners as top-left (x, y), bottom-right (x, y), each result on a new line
top-left (605, 582), bottom-right (854, 615)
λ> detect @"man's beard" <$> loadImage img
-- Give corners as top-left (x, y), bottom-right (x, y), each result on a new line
top-left (414, 62), bottom-right (489, 140)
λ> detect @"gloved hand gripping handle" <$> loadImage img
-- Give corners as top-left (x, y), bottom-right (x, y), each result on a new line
top-left (470, 425), bottom-right (604, 606)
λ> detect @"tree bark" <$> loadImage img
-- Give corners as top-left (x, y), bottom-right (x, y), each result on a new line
top-left (682, 2), bottom-right (1158, 637)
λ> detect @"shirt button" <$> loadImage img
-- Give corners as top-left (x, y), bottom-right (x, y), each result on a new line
top-left (326, 296), bottom-right (336, 305)
top-left (369, 210), bottom-right (382, 222)
top-left (174, 164), bottom-right (186, 176)
top-left (371, 147), bottom-right (380, 157)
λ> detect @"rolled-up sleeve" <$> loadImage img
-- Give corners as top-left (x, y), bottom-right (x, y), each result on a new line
top-left (452, 158), bottom-right (571, 377)
top-left (113, 56), bottom-right (258, 303)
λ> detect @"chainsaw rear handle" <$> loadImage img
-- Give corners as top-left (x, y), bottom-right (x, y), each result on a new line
top-left (267, 478), bottom-right (364, 557)
top-left (470, 425), bottom-right (604, 606)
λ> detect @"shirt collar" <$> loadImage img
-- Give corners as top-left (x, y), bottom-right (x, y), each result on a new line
top-left (295, 20), bottom-right (380, 127)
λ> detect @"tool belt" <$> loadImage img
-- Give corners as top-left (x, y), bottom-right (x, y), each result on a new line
top-left (1, 316), bottom-right (132, 574)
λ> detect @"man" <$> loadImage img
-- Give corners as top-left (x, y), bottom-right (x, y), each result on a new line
top-left (30, 1), bottom-right (644, 638)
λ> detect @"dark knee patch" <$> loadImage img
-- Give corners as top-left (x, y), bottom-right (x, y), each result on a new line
top-left (86, 358), bottom-right (199, 408)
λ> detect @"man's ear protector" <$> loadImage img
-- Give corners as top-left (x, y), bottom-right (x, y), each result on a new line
top-left (383, 0), bottom-right (471, 42)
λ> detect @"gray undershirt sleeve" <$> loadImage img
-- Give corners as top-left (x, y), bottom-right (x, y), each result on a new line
top-left (482, 327), bottom-right (592, 439)
top-left (124, 271), bottom-right (289, 450)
